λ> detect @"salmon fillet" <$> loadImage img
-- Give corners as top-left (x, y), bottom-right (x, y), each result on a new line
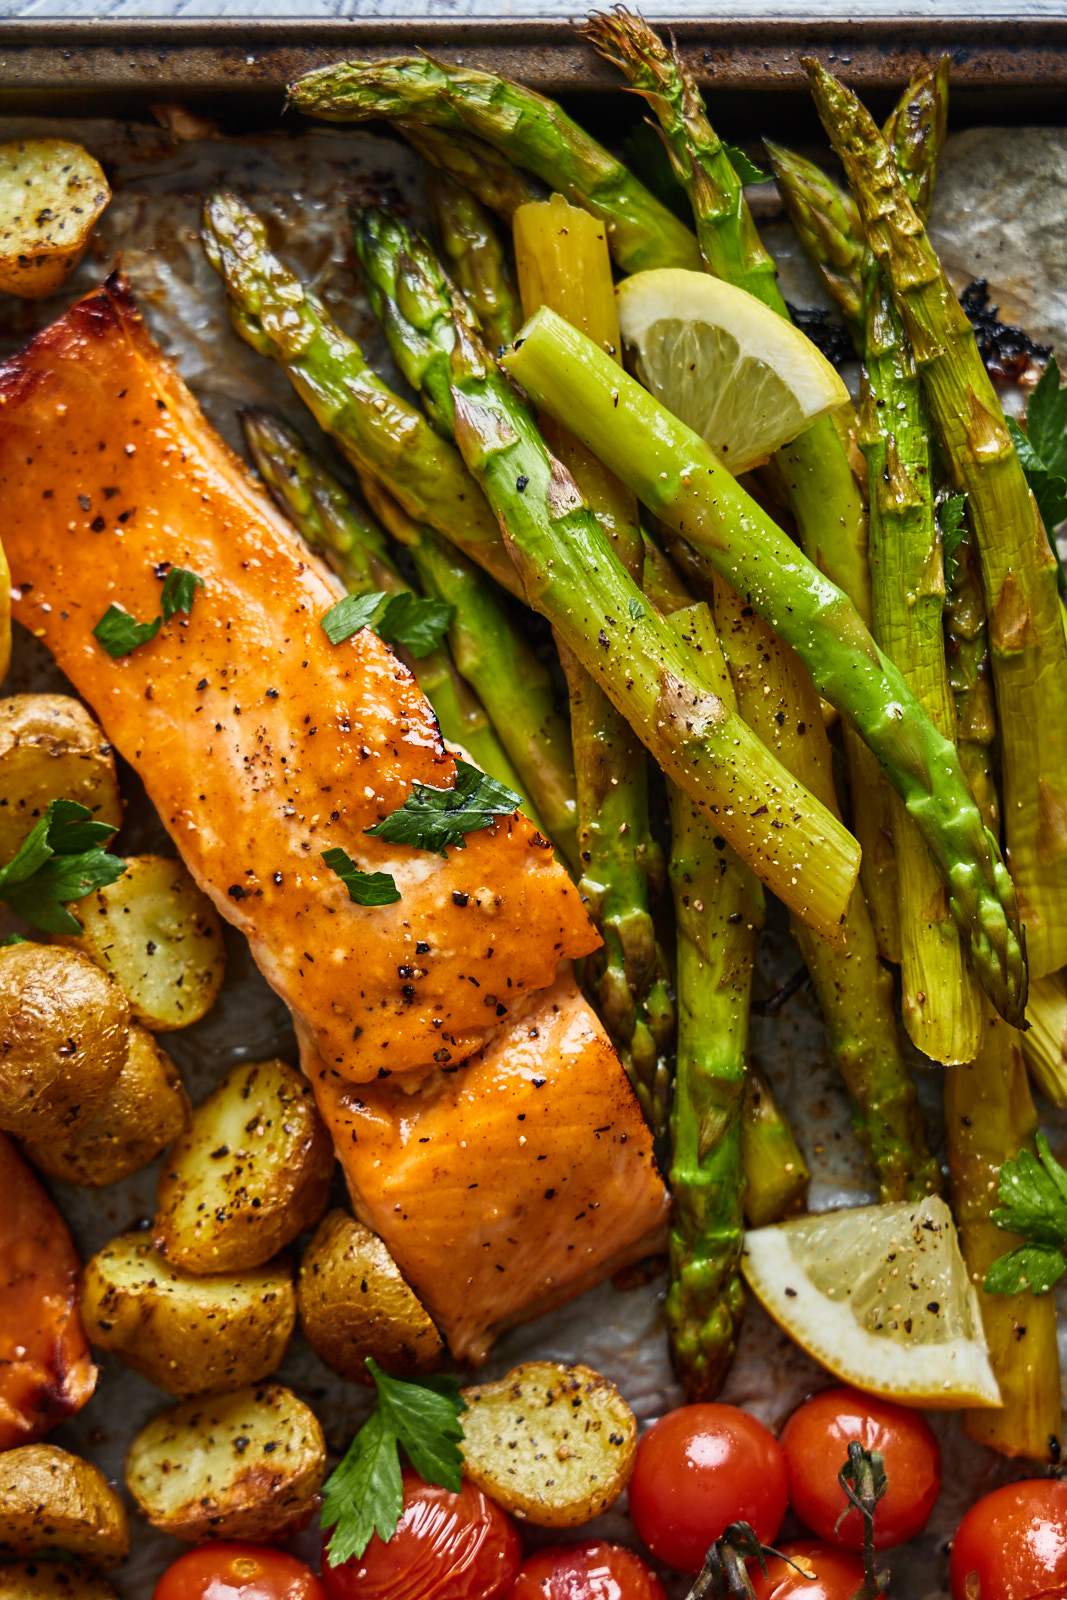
top-left (311, 965), bottom-right (671, 1364)
top-left (0, 274), bottom-right (597, 1081)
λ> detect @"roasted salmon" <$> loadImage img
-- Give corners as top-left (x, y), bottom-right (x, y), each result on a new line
top-left (0, 273), bottom-right (598, 1083)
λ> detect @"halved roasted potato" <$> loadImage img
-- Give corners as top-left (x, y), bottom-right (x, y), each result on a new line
top-left (0, 943), bottom-right (128, 1143)
top-left (298, 1209), bottom-right (442, 1384)
top-left (155, 1058), bottom-right (333, 1274)
top-left (0, 1563), bottom-right (118, 1598)
top-left (0, 695), bottom-right (122, 865)
top-left (25, 1023), bottom-right (190, 1186)
top-left (81, 1232), bottom-right (295, 1398)
top-left (0, 1446), bottom-right (128, 1565)
top-left (125, 1383), bottom-right (326, 1542)
top-left (0, 141), bottom-right (110, 299)
top-left (459, 1361), bottom-right (637, 1527)
top-left (60, 854), bottom-right (225, 1031)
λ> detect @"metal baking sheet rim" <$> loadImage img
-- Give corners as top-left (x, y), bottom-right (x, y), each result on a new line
top-left (0, 15), bottom-right (1065, 103)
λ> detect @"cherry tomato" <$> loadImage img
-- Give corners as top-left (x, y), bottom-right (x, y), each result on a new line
top-left (627, 1403), bottom-right (788, 1574)
top-left (949, 1480), bottom-right (1067, 1600)
top-left (152, 1543), bottom-right (325, 1600)
top-left (321, 1469), bottom-right (521, 1600)
top-left (748, 1540), bottom-right (866, 1600)
top-left (507, 1540), bottom-right (667, 1598)
top-left (779, 1386), bottom-right (941, 1550)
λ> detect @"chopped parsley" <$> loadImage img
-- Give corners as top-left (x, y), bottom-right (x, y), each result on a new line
top-left (161, 566), bottom-right (206, 622)
top-left (938, 493), bottom-right (968, 588)
top-left (1007, 356), bottom-right (1067, 580)
top-left (0, 798), bottom-right (126, 935)
top-left (321, 846), bottom-right (400, 907)
top-left (321, 590), bottom-right (453, 657)
top-left (723, 142), bottom-right (768, 186)
top-left (984, 1131), bottom-right (1067, 1297)
top-left (365, 761), bottom-right (523, 857)
top-left (93, 604), bottom-right (162, 659)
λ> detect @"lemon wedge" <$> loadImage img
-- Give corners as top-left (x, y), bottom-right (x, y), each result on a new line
top-left (615, 267), bottom-right (850, 475)
top-left (742, 1196), bottom-right (1001, 1409)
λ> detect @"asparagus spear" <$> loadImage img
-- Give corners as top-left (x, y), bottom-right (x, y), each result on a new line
top-left (504, 309), bottom-right (1027, 1025)
top-left (805, 58), bottom-right (1067, 982)
top-left (585, 7), bottom-right (901, 969)
top-left (1021, 971), bottom-right (1067, 1108)
top-left (404, 123), bottom-right (542, 221)
top-left (430, 174), bottom-right (522, 351)
top-left (945, 518), bottom-right (1000, 838)
top-left (200, 189), bottom-right (521, 602)
top-left (240, 407), bottom-right (528, 798)
top-left (740, 1064), bottom-right (810, 1228)
top-left (288, 54), bottom-right (703, 274)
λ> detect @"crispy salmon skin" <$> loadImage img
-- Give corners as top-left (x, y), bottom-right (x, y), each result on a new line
top-left (0, 273), bottom-right (598, 1081)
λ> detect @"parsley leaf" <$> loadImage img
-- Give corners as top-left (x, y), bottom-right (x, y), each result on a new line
top-left (321, 590), bottom-right (387, 646)
top-left (321, 1360), bottom-right (466, 1568)
top-left (723, 143), bottom-right (769, 186)
top-left (365, 760), bottom-right (524, 857)
top-left (1027, 355), bottom-right (1067, 479)
top-left (160, 567), bottom-right (205, 622)
top-left (375, 593), bottom-right (455, 659)
top-left (321, 846), bottom-right (400, 907)
top-left (983, 1132), bottom-right (1067, 1296)
top-left (0, 799), bottom-right (126, 935)
top-left (938, 493), bottom-right (968, 587)
top-left (627, 597), bottom-right (646, 621)
top-left (93, 604), bottom-right (162, 659)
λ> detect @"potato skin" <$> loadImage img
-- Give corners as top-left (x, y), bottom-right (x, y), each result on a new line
top-left (0, 141), bottom-right (110, 298)
top-left (0, 943), bottom-right (128, 1143)
top-left (0, 1446), bottom-right (128, 1566)
top-left (155, 1058), bottom-right (333, 1274)
top-left (81, 1233), bottom-right (295, 1398)
top-left (0, 1563), bottom-right (118, 1598)
top-left (61, 854), bottom-right (225, 1031)
top-left (25, 1023), bottom-right (190, 1186)
top-left (0, 694), bottom-right (122, 864)
top-left (125, 1383), bottom-right (326, 1543)
top-left (459, 1362), bottom-right (637, 1527)
top-left (298, 1210), bottom-right (441, 1384)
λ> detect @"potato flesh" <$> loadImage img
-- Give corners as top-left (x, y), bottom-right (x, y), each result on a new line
top-left (63, 854), bottom-right (225, 1031)
top-left (459, 1361), bottom-right (637, 1527)
top-left (25, 1023), bottom-right (190, 1186)
top-left (82, 1233), bottom-right (295, 1398)
top-left (298, 1209), bottom-right (442, 1383)
top-left (0, 140), bottom-right (110, 299)
top-left (0, 1445), bottom-right (129, 1565)
top-left (0, 1563), bottom-right (118, 1599)
top-left (124, 1383), bottom-right (326, 1542)
top-left (155, 1057), bottom-right (333, 1274)
top-left (0, 694), bottom-right (122, 865)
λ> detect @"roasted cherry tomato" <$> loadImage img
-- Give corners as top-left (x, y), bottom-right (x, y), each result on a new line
top-left (748, 1540), bottom-right (866, 1600)
top-left (780, 1386), bottom-right (941, 1550)
top-left (152, 1543), bottom-right (325, 1600)
top-left (627, 1403), bottom-right (788, 1574)
top-left (949, 1479), bottom-right (1067, 1600)
top-left (321, 1469), bottom-right (521, 1600)
top-left (507, 1540), bottom-right (667, 1598)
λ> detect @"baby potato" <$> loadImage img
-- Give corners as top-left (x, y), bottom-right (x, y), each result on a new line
top-left (0, 1563), bottom-right (118, 1598)
top-left (298, 1209), bottom-right (442, 1384)
top-left (0, 695), bottom-right (122, 865)
top-left (459, 1361), bottom-right (637, 1527)
top-left (81, 1232), bottom-right (295, 1398)
top-left (25, 1023), bottom-right (190, 1186)
top-left (0, 141), bottom-right (110, 299)
top-left (0, 1445), bottom-right (128, 1565)
top-left (61, 854), bottom-right (225, 1031)
top-left (155, 1058), bottom-right (333, 1274)
top-left (125, 1383), bottom-right (326, 1543)
top-left (0, 943), bottom-right (127, 1143)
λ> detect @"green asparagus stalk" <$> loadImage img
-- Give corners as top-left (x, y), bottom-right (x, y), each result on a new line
top-left (288, 54), bottom-right (702, 275)
top-left (740, 1064), bottom-right (810, 1228)
top-left (805, 58), bottom-right (1067, 982)
top-left (585, 7), bottom-right (900, 971)
top-left (504, 308), bottom-right (1027, 1025)
top-left (945, 518), bottom-right (1000, 837)
top-left (430, 174), bottom-right (523, 351)
top-left (239, 407), bottom-right (527, 796)
top-left (200, 188), bottom-right (521, 602)
top-left (405, 123), bottom-right (542, 221)
top-left (1021, 970), bottom-right (1067, 1108)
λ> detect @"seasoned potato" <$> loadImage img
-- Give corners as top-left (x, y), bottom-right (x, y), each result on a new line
top-left (155, 1058), bottom-right (333, 1274)
top-left (0, 1445), bottom-right (128, 1565)
top-left (0, 141), bottom-right (110, 299)
top-left (61, 854), bottom-right (225, 1030)
top-left (0, 943), bottom-right (127, 1142)
top-left (0, 1563), bottom-right (118, 1598)
top-left (459, 1362), bottom-right (637, 1527)
top-left (298, 1209), bottom-right (442, 1384)
top-left (25, 1023), bottom-right (190, 1186)
top-left (125, 1383), bottom-right (326, 1542)
top-left (81, 1232), bottom-right (295, 1398)
top-left (0, 695), bottom-right (122, 865)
